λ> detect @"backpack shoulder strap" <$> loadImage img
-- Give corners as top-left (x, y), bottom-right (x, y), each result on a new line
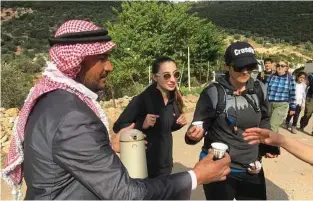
top-left (211, 83), bottom-right (227, 117)
top-left (253, 80), bottom-right (264, 102)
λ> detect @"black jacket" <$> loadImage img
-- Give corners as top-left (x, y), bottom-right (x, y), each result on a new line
top-left (185, 74), bottom-right (274, 170)
top-left (257, 70), bottom-right (273, 84)
top-left (23, 89), bottom-right (192, 200)
top-left (113, 84), bottom-right (183, 175)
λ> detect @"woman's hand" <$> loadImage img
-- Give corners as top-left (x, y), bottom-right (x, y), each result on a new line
top-left (176, 114), bottom-right (187, 126)
top-left (186, 126), bottom-right (204, 141)
top-left (242, 127), bottom-right (285, 147)
top-left (142, 114), bottom-right (159, 129)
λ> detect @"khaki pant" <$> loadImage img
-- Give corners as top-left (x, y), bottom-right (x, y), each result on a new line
top-left (269, 102), bottom-right (289, 132)
top-left (300, 97), bottom-right (313, 129)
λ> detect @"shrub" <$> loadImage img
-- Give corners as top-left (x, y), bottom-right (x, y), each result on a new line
top-left (234, 34), bottom-right (241, 40)
top-left (35, 56), bottom-right (47, 67)
top-left (13, 56), bottom-right (42, 73)
top-left (3, 43), bottom-right (16, 52)
top-left (190, 76), bottom-right (200, 86)
top-left (1, 54), bottom-right (15, 62)
top-left (255, 37), bottom-right (264, 44)
top-left (304, 41), bottom-right (313, 51)
top-left (1, 64), bottom-right (34, 108)
top-left (242, 38), bottom-right (249, 43)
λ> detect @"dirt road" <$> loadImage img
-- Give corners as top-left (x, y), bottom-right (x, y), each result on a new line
top-left (1, 111), bottom-right (313, 200)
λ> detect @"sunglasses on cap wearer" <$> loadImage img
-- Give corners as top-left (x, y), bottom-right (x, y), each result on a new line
top-left (276, 64), bottom-right (288, 68)
top-left (155, 71), bottom-right (181, 80)
top-left (232, 64), bottom-right (257, 73)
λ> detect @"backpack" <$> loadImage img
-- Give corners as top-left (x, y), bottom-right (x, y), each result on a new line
top-left (212, 80), bottom-right (264, 117)
top-left (208, 80), bottom-right (280, 157)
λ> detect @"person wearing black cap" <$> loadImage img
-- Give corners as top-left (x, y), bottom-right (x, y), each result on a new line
top-left (185, 42), bottom-right (279, 200)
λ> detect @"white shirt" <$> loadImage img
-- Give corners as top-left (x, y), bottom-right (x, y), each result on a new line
top-left (295, 82), bottom-right (307, 106)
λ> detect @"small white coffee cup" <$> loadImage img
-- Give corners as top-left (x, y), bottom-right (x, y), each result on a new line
top-left (211, 142), bottom-right (228, 159)
top-left (192, 121), bottom-right (203, 129)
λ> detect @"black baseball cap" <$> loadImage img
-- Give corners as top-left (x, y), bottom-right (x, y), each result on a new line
top-left (224, 42), bottom-right (258, 68)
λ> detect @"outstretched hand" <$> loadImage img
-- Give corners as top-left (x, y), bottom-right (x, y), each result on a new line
top-left (242, 127), bottom-right (284, 147)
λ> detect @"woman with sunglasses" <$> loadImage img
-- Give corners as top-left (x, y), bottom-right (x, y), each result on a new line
top-left (113, 56), bottom-right (187, 178)
top-left (265, 60), bottom-right (296, 133)
top-left (185, 42), bottom-right (276, 200)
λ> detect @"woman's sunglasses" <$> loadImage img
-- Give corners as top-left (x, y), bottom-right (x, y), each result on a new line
top-left (156, 71), bottom-right (181, 80)
top-left (232, 65), bottom-right (257, 73)
top-left (276, 64), bottom-right (287, 68)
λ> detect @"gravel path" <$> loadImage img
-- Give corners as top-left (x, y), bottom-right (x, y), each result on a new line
top-left (1, 111), bottom-right (312, 200)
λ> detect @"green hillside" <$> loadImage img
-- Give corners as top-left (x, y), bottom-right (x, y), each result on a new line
top-left (1, 1), bottom-right (121, 59)
top-left (191, 1), bottom-right (313, 44)
top-left (1, 1), bottom-right (312, 109)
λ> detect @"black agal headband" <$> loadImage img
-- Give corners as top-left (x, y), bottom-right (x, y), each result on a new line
top-left (48, 29), bottom-right (112, 46)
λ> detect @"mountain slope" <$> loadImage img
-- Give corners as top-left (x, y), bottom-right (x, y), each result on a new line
top-left (191, 1), bottom-right (313, 44)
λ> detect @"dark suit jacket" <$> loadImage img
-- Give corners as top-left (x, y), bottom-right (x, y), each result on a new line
top-left (23, 89), bottom-right (192, 200)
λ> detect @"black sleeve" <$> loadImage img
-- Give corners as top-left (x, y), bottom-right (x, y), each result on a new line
top-left (113, 95), bottom-right (146, 133)
top-left (172, 121), bottom-right (184, 132)
top-left (257, 82), bottom-right (280, 156)
top-left (52, 111), bottom-right (192, 200)
top-left (185, 86), bottom-right (217, 145)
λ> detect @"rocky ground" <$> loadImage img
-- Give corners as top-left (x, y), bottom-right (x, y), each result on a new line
top-left (1, 95), bottom-right (313, 200)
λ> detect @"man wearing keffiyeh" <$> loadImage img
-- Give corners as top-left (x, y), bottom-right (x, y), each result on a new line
top-left (1, 20), bottom-right (231, 200)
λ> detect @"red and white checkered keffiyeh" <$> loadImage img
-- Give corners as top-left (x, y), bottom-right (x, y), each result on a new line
top-left (1, 20), bottom-right (116, 191)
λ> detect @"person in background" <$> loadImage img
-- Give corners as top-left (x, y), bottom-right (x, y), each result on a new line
top-left (257, 57), bottom-right (274, 84)
top-left (285, 62), bottom-right (291, 73)
top-left (1, 20), bottom-right (231, 200)
top-left (300, 72), bottom-right (313, 135)
top-left (114, 56), bottom-right (187, 178)
top-left (266, 60), bottom-right (296, 132)
top-left (284, 72), bottom-right (307, 134)
top-left (185, 42), bottom-right (278, 200)
top-left (243, 127), bottom-right (313, 165)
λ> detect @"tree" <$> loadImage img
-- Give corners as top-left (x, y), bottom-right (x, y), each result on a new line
top-left (1, 62), bottom-right (34, 108)
top-left (106, 2), bottom-right (225, 94)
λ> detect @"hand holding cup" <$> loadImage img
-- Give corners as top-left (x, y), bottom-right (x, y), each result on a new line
top-left (186, 121), bottom-right (204, 141)
top-left (211, 142), bottom-right (229, 160)
top-left (193, 149), bottom-right (231, 185)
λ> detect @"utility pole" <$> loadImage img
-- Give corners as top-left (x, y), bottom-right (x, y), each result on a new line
top-left (206, 61), bottom-right (210, 82)
top-left (188, 46), bottom-right (191, 91)
top-left (148, 65), bottom-right (151, 84)
top-left (179, 63), bottom-right (184, 88)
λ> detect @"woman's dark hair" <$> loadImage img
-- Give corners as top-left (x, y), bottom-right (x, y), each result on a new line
top-left (152, 56), bottom-right (184, 113)
top-left (296, 71), bottom-right (307, 82)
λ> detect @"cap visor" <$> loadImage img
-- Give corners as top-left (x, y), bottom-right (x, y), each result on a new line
top-left (233, 57), bottom-right (257, 68)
